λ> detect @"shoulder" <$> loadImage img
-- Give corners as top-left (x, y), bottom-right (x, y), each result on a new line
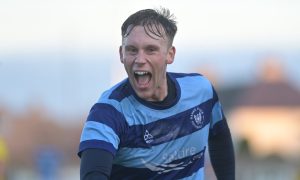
top-left (169, 72), bottom-right (213, 89)
top-left (89, 78), bottom-right (134, 115)
top-left (97, 78), bottom-right (132, 103)
top-left (168, 72), bottom-right (216, 103)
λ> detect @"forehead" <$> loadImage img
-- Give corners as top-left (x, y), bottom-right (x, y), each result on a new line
top-left (123, 25), bottom-right (168, 46)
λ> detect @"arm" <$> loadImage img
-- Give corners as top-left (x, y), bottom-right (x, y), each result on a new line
top-left (79, 103), bottom-right (127, 179)
top-left (208, 120), bottom-right (235, 180)
top-left (80, 149), bottom-right (113, 180)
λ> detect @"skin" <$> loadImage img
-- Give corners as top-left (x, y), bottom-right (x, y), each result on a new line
top-left (119, 25), bottom-right (176, 101)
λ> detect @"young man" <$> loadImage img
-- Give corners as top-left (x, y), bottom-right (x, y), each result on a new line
top-left (78, 8), bottom-right (235, 180)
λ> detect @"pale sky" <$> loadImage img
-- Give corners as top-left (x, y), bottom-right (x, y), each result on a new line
top-left (1, 0), bottom-right (300, 117)
top-left (1, 0), bottom-right (300, 54)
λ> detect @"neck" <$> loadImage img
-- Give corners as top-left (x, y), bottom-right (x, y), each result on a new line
top-left (152, 76), bottom-right (168, 102)
top-left (149, 75), bottom-right (176, 107)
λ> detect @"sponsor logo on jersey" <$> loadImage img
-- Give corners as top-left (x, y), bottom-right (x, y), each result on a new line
top-left (144, 130), bottom-right (154, 144)
top-left (190, 107), bottom-right (205, 129)
top-left (141, 148), bottom-right (204, 174)
top-left (162, 146), bottom-right (196, 163)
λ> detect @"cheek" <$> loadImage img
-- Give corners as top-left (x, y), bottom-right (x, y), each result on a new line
top-left (156, 56), bottom-right (168, 69)
top-left (123, 60), bottom-right (130, 70)
top-left (122, 58), bottom-right (134, 72)
top-left (152, 60), bottom-right (168, 77)
top-left (122, 56), bottom-right (131, 64)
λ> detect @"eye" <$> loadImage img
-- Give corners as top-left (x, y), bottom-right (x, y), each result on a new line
top-left (148, 48), bottom-right (155, 52)
top-left (146, 46), bottom-right (158, 54)
top-left (125, 46), bottom-right (138, 54)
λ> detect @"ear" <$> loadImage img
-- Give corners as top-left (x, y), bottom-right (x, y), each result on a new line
top-left (119, 46), bottom-right (124, 63)
top-left (166, 46), bottom-right (176, 64)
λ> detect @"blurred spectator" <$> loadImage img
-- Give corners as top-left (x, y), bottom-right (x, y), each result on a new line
top-left (0, 137), bottom-right (8, 180)
top-left (34, 145), bottom-right (62, 180)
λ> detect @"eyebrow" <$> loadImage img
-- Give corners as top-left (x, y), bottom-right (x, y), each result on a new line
top-left (145, 44), bottom-right (159, 50)
top-left (124, 43), bottom-right (160, 49)
top-left (124, 45), bottom-right (136, 49)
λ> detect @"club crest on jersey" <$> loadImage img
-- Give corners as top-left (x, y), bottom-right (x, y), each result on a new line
top-left (190, 107), bottom-right (205, 129)
top-left (144, 130), bottom-right (154, 144)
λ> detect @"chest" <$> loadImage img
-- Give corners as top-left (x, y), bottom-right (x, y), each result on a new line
top-left (119, 99), bottom-right (212, 149)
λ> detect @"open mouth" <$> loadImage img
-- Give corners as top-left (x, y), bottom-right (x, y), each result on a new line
top-left (134, 71), bottom-right (152, 87)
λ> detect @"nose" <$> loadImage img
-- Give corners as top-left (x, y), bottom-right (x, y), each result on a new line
top-left (134, 51), bottom-right (146, 64)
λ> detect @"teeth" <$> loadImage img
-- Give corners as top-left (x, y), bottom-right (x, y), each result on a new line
top-left (134, 71), bottom-right (149, 75)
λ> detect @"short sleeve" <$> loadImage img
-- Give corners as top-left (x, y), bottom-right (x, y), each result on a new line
top-left (78, 103), bottom-right (127, 157)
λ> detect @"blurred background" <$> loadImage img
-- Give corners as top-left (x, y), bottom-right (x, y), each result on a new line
top-left (1, 0), bottom-right (300, 179)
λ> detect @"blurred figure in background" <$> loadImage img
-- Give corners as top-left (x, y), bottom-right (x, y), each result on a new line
top-left (34, 145), bottom-right (62, 180)
top-left (0, 137), bottom-right (8, 180)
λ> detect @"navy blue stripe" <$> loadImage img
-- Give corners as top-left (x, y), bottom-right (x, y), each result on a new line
top-left (111, 148), bottom-right (205, 179)
top-left (78, 140), bottom-right (116, 157)
top-left (212, 86), bottom-right (219, 105)
top-left (122, 99), bottom-right (213, 148)
top-left (87, 103), bottom-right (128, 138)
top-left (108, 79), bottom-right (132, 102)
top-left (168, 72), bottom-right (202, 78)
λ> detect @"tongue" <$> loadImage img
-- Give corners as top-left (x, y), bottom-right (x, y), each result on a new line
top-left (137, 75), bottom-right (150, 85)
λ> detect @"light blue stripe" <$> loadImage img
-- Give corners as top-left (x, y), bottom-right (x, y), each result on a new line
top-left (108, 76), bottom-right (213, 126)
top-left (114, 125), bottom-right (210, 167)
top-left (176, 75), bottom-right (212, 104)
top-left (80, 121), bottom-right (120, 150)
top-left (179, 167), bottom-right (204, 180)
top-left (210, 101), bottom-right (223, 128)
